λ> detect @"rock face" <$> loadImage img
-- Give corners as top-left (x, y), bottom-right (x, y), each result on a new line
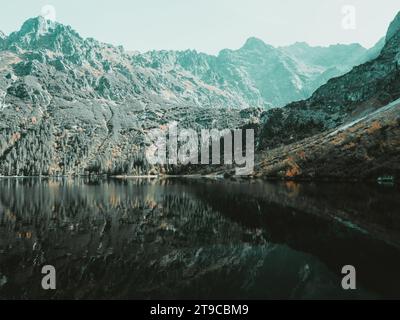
top-left (386, 11), bottom-right (400, 42)
top-left (0, 16), bottom-right (371, 177)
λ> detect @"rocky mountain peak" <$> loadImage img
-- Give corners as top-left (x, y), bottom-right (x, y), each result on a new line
top-left (19, 16), bottom-right (55, 35)
top-left (241, 37), bottom-right (273, 52)
top-left (386, 11), bottom-right (400, 43)
top-left (6, 16), bottom-right (84, 54)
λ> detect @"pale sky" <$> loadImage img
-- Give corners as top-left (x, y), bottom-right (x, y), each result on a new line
top-left (0, 0), bottom-right (399, 54)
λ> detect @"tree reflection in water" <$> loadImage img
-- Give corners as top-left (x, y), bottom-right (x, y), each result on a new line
top-left (0, 177), bottom-right (399, 299)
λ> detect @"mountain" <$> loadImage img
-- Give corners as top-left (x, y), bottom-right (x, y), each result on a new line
top-left (260, 16), bottom-right (400, 149)
top-left (0, 15), bottom-right (394, 179)
top-left (281, 42), bottom-right (366, 68)
top-left (0, 17), bottom-right (264, 176)
top-left (253, 11), bottom-right (400, 180)
top-left (2, 17), bottom-right (249, 109)
top-left (360, 37), bottom-right (386, 63)
top-left (255, 98), bottom-right (400, 180)
top-left (386, 11), bottom-right (400, 42)
top-left (0, 16), bottom-right (374, 177)
top-left (135, 37), bottom-right (369, 108)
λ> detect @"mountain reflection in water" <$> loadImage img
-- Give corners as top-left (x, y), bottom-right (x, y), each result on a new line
top-left (0, 177), bottom-right (399, 299)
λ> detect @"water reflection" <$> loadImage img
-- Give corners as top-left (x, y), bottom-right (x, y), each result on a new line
top-left (0, 177), bottom-right (399, 299)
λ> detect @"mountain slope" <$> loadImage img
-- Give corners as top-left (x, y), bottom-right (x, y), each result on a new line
top-left (386, 11), bottom-right (400, 42)
top-left (0, 17), bottom-right (266, 176)
top-left (255, 98), bottom-right (400, 180)
top-left (2, 17), bottom-right (250, 109)
top-left (250, 12), bottom-right (400, 181)
top-left (259, 13), bottom-right (400, 150)
top-left (0, 16), bottom-right (374, 177)
top-left (135, 38), bottom-right (369, 108)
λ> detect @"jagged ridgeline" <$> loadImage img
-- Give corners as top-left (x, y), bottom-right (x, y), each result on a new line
top-left (259, 12), bottom-right (400, 148)
top-left (0, 16), bottom-right (387, 176)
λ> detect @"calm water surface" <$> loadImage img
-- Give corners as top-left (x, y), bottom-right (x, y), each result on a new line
top-left (0, 177), bottom-right (399, 299)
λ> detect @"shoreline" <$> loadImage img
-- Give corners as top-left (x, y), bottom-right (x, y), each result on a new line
top-left (0, 174), bottom-right (396, 185)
